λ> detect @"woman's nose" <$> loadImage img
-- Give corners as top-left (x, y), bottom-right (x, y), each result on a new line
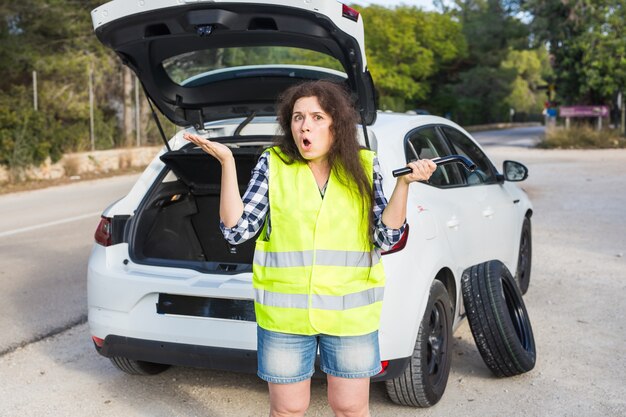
top-left (301, 117), bottom-right (311, 131)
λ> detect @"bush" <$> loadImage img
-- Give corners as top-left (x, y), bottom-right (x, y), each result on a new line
top-left (0, 88), bottom-right (66, 180)
top-left (538, 125), bottom-right (626, 149)
top-left (0, 83), bottom-right (121, 181)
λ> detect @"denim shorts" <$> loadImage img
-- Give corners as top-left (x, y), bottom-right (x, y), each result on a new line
top-left (256, 326), bottom-right (382, 384)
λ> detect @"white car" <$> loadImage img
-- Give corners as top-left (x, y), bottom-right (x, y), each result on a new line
top-left (89, 0), bottom-right (536, 407)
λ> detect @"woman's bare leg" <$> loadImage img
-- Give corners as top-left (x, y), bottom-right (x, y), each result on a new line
top-left (268, 379), bottom-right (311, 417)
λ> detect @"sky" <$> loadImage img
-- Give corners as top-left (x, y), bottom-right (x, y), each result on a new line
top-left (350, 0), bottom-right (438, 11)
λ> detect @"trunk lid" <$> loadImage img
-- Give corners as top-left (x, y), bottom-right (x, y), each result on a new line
top-left (91, 0), bottom-right (377, 129)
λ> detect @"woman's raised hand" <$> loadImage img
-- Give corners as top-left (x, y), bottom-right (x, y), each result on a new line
top-left (183, 133), bottom-right (234, 165)
top-left (183, 132), bottom-right (243, 226)
top-left (401, 159), bottom-right (437, 184)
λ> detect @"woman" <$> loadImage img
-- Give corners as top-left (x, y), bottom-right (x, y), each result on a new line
top-left (184, 80), bottom-right (436, 417)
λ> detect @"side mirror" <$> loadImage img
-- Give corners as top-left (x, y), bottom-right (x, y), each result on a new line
top-left (503, 160), bottom-right (528, 182)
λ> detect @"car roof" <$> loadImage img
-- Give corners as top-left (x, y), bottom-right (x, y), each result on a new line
top-left (372, 112), bottom-right (476, 141)
top-left (91, 0), bottom-right (377, 129)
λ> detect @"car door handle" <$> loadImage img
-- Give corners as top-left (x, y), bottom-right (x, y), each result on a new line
top-left (446, 218), bottom-right (460, 229)
top-left (482, 207), bottom-right (495, 218)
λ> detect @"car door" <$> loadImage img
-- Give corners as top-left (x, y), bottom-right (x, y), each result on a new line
top-left (402, 126), bottom-right (484, 271)
top-left (438, 125), bottom-right (518, 267)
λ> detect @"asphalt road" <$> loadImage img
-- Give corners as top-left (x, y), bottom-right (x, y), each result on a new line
top-left (472, 125), bottom-right (544, 148)
top-left (0, 175), bottom-right (139, 355)
top-left (1, 126), bottom-right (625, 416)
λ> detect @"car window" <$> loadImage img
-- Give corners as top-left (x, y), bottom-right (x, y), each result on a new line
top-left (404, 127), bottom-right (463, 187)
top-left (440, 126), bottom-right (497, 185)
top-left (163, 46), bottom-right (344, 85)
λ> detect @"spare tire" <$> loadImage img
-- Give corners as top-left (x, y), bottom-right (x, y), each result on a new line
top-left (462, 260), bottom-right (536, 377)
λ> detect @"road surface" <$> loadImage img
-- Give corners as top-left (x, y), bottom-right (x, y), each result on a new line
top-left (0, 175), bottom-right (139, 355)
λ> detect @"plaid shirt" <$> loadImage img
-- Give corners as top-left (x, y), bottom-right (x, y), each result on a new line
top-left (220, 150), bottom-right (406, 251)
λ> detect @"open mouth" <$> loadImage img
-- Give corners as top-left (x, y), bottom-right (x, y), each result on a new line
top-left (302, 138), bottom-right (312, 150)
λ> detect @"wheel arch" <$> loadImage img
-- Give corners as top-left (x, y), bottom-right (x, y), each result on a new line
top-left (525, 208), bottom-right (533, 219)
top-left (434, 267), bottom-right (456, 315)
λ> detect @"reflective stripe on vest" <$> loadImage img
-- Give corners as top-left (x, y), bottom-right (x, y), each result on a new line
top-left (255, 287), bottom-right (385, 310)
top-left (253, 249), bottom-right (381, 268)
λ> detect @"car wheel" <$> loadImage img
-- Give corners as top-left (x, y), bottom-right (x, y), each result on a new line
top-left (385, 280), bottom-right (453, 407)
top-left (109, 357), bottom-right (170, 375)
top-left (515, 217), bottom-right (532, 295)
top-left (462, 260), bottom-right (536, 377)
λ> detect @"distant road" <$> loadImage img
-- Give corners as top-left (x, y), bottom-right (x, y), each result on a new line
top-left (0, 174), bottom-right (139, 355)
top-left (472, 125), bottom-right (544, 148)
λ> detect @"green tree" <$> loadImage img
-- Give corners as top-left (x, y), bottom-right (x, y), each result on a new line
top-left (501, 48), bottom-right (553, 114)
top-left (456, 0), bottom-right (529, 67)
top-left (0, 0), bottom-right (122, 173)
top-left (442, 0), bottom-right (531, 124)
top-left (357, 5), bottom-right (466, 111)
top-left (524, 0), bottom-right (626, 105)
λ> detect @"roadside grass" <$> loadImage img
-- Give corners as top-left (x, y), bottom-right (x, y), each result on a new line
top-left (538, 125), bottom-right (626, 149)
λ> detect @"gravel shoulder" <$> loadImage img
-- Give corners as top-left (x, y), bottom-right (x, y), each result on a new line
top-left (1, 147), bottom-right (625, 417)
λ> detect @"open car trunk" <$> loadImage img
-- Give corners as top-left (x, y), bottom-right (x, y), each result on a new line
top-left (129, 141), bottom-right (269, 273)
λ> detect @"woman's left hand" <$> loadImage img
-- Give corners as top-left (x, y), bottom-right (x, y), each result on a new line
top-left (400, 159), bottom-right (437, 184)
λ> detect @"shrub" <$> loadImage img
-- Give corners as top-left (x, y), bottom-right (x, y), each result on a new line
top-left (0, 90), bottom-right (66, 180)
top-left (0, 83), bottom-right (121, 182)
top-left (62, 156), bottom-right (82, 177)
top-left (538, 125), bottom-right (626, 149)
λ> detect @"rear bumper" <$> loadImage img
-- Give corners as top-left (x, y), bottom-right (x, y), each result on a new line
top-left (88, 243), bottom-right (412, 381)
top-left (96, 335), bottom-right (258, 373)
top-left (94, 334), bottom-right (410, 382)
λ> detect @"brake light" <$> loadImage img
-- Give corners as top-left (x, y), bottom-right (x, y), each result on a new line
top-left (381, 224), bottom-right (409, 255)
top-left (92, 336), bottom-right (104, 348)
top-left (94, 216), bottom-right (112, 246)
top-left (342, 4), bottom-right (359, 22)
top-left (378, 360), bottom-right (389, 374)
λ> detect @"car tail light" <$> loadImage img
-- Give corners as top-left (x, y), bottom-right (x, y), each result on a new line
top-left (378, 360), bottom-right (389, 374)
top-left (381, 224), bottom-right (409, 255)
top-left (92, 336), bottom-right (104, 348)
top-left (342, 4), bottom-right (359, 22)
top-left (94, 216), bottom-right (112, 247)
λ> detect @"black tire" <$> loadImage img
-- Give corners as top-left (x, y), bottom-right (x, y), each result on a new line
top-left (385, 280), bottom-right (453, 407)
top-left (109, 357), bottom-right (170, 375)
top-left (515, 217), bottom-right (532, 295)
top-left (462, 260), bottom-right (536, 377)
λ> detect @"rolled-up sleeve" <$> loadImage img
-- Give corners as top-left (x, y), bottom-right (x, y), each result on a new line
top-left (220, 151), bottom-right (270, 245)
top-left (372, 156), bottom-right (406, 251)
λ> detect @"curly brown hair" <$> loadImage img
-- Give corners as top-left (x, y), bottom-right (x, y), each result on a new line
top-left (273, 80), bottom-right (374, 242)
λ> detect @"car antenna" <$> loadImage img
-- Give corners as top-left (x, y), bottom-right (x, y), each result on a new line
top-left (140, 82), bottom-right (172, 152)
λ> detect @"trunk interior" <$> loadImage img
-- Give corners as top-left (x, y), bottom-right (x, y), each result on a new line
top-left (129, 142), bottom-right (270, 273)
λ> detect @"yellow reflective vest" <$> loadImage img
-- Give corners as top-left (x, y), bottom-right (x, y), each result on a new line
top-left (252, 147), bottom-right (386, 336)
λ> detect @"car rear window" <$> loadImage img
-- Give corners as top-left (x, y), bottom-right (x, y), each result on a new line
top-left (163, 46), bottom-right (345, 85)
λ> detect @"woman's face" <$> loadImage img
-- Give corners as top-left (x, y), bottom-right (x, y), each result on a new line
top-left (291, 96), bottom-right (333, 164)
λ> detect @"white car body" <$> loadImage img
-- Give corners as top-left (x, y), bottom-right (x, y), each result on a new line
top-left (88, 0), bottom-right (533, 405)
top-left (89, 112), bottom-right (531, 363)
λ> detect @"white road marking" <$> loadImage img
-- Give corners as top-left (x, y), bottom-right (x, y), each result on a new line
top-left (0, 211), bottom-right (102, 238)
